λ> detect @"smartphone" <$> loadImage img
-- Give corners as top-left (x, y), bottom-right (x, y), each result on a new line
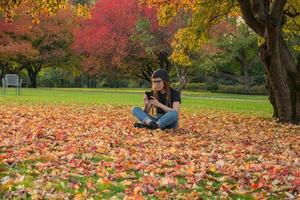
top-left (145, 91), bottom-right (153, 99)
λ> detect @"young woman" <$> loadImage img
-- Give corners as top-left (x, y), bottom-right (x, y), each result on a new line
top-left (132, 69), bottom-right (181, 129)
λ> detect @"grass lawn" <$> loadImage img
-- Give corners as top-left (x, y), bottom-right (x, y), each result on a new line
top-left (0, 88), bottom-right (272, 117)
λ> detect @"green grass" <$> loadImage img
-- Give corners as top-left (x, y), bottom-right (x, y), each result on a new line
top-left (0, 88), bottom-right (273, 117)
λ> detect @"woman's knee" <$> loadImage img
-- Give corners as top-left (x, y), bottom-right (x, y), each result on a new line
top-left (131, 106), bottom-right (142, 115)
top-left (168, 110), bottom-right (178, 119)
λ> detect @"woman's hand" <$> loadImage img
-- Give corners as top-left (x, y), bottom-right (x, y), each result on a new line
top-left (149, 96), bottom-right (161, 107)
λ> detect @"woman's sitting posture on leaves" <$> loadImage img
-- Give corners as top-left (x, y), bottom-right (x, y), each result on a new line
top-left (132, 69), bottom-right (181, 129)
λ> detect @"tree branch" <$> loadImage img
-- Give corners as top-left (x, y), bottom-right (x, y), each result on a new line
top-left (135, 73), bottom-right (145, 80)
top-left (215, 71), bottom-right (244, 83)
top-left (251, 0), bottom-right (268, 24)
top-left (270, 0), bottom-right (287, 23)
top-left (237, 0), bottom-right (265, 36)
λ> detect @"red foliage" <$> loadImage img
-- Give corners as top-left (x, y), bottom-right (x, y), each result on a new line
top-left (209, 20), bottom-right (236, 38)
top-left (0, 18), bottom-right (36, 60)
top-left (72, 0), bottom-right (171, 74)
top-left (0, 4), bottom-right (77, 64)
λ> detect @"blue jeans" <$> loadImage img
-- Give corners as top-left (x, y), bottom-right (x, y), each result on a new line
top-left (132, 107), bottom-right (178, 129)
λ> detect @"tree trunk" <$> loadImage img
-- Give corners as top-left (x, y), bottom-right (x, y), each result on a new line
top-left (259, 29), bottom-right (300, 123)
top-left (0, 63), bottom-right (4, 77)
top-left (243, 63), bottom-right (251, 93)
top-left (75, 75), bottom-right (82, 87)
top-left (27, 70), bottom-right (37, 88)
top-left (238, 0), bottom-right (300, 123)
top-left (26, 64), bottom-right (41, 88)
top-left (157, 51), bottom-right (172, 71)
top-left (237, 57), bottom-right (251, 93)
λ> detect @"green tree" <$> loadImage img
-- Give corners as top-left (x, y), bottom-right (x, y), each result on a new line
top-left (211, 19), bottom-right (263, 92)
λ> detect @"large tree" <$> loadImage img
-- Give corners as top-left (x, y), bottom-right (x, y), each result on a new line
top-left (73, 0), bottom-right (142, 75)
top-left (146, 0), bottom-right (300, 124)
top-left (0, 3), bottom-right (77, 87)
top-left (73, 0), bottom-right (181, 84)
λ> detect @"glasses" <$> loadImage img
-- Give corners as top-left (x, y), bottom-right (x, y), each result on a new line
top-left (152, 80), bottom-right (163, 84)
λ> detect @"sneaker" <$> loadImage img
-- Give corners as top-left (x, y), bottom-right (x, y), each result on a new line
top-left (148, 121), bottom-right (159, 129)
top-left (134, 122), bottom-right (147, 128)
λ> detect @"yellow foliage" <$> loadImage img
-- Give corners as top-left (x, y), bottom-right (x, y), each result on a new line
top-left (146, 0), bottom-right (238, 66)
top-left (1, 0), bottom-right (68, 21)
top-left (170, 50), bottom-right (192, 66)
top-left (257, 36), bottom-right (265, 47)
top-left (75, 3), bottom-right (91, 19)
top-left (293, 45), bottom-right (300, 52)
top-left (156, 4), bottom-right (178, 26)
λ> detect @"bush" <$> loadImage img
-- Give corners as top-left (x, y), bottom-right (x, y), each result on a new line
top-left (171, 82), bottom-right (206, 91)
top-left (128, 81), bottom-right (140, 88)
top-left (217, 84), bottom-right (247, 94)
top-left (250, 85), bottom-right (268, 95)
top-left (206, 83), bottom-right (218, 91)
top-left (99, 79), bottom-right (128, 88)
top-left (186, 83), bottom-right (207, 90)
top-left (172, 82), bottom-right (268, 95)
top-left (216, 84), bottom-right (267, 95)
top-left (38, 68), bottom-right (76, 87)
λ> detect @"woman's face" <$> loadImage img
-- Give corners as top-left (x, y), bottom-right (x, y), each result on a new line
top-left (152, 78), bottom-right (164, 91)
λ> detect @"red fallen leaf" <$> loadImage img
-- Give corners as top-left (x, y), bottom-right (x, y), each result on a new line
top-left (221, 184), bottom-right (230, 192)
top-left (0, 154), bottom-right (8, 160)
top-left (101, 161), bottom-right (112, 167)
top-left (69, 159), bottom-right (83, 168)
top-left (133, 185), bottom-right (143, 195)
top-left (65, 145), bottom-right (78, 154)
top-left (25, 133), bottom-right (33, 140)
top-left (90, 146), bottom-right (97, 152)
top-left (251, 183), bottom-right (260, 189)
top-left (251, 181), bottom-right (264, 189)
top-left (36, 127), bottom-right (44, 138)
top-left (55, 129), bottom-right (65, 140)
top-left (159, 176), bottom-right (176, 187)
top-left (146, 184), bottom-right (155, 194)
top-left (267, 165), bottom-right (282, 176)
top-left (86, 178), bottom-right (94, 189)
top-left (292, 179), bottom-right (300, 186)
top-left (142, 175), bottom-right (159, 187)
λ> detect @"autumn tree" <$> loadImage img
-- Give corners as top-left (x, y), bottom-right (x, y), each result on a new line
top-left (146, 0), bottom-right (300, 124)
top-left (73, 0), bottom-right (181, 84)
top-left (73, 0), bottom-right (140, 75)
top-left (0, 21), bottom-right (38, 76)
top-left (131, 11), bottom-right (187, 88)
top-left (0, 3), bottom-right (77, 87)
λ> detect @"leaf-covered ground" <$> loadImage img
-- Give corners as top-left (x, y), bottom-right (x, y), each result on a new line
top-left (0, 104), bottom-right (299, 199)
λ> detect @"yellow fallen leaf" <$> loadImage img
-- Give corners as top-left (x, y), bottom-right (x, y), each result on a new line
top-left (74, 193), bottom-right (83, 200)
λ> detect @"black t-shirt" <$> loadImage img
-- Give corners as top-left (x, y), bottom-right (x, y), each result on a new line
top-left (149, 88), bottom-right (181, 114)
